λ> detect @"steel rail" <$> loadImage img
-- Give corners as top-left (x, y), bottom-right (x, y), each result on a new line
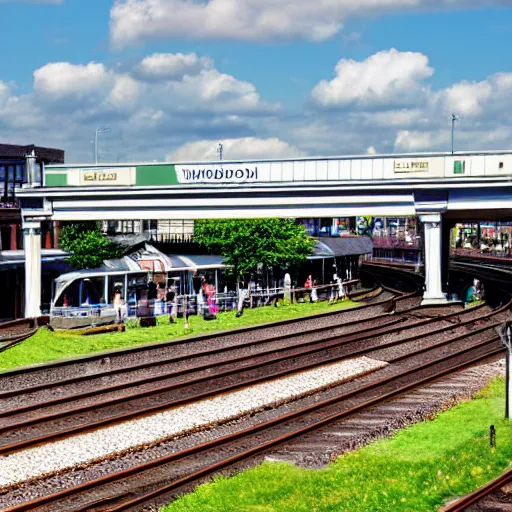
top-left (3, 337), bottom-right (504, 512)
top-left (0, 308), bottom-right (499, 456)
top-left (0, 302), bottom-right (497, 454)
top-left (0, 314), bottom-right (408, 416)
top-left (0, 301), bottom-right (490, 424)
top-left (440, 467), bottom-right (512, 511)
top-left (0, 284), bottom-right (391, 379)
top-left (0, 301), bottom-right (403, 401)
top-left (0, 294), bottom-right (480, 409)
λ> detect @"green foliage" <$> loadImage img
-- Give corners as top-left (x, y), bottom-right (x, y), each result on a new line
top-left (0, 300), bottom-right (357, 372)
top-left (194, 219), bottom-right (315, 278)
top-left (163, 378), bottom-right (512, 512)
top-left (59, 222), bottom-right (124, 269)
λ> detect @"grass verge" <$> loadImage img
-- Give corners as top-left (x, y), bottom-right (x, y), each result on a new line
top-left (162, 377), bottom-right (511, 512)
top-left (0, 299), bottom-right (357, 372)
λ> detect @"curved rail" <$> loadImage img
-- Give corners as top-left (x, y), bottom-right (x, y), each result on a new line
top-left (440, 467), bottom-right (512, 511)
top-left (0, 300), bottom-right (500, 457)
top-left (2, 330), bottom-right (505, 512)
top-left (0, 283), bottom-right (391, 379)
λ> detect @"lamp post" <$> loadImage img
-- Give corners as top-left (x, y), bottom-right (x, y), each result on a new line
top-left (95, 127), bottom-right (111, 164)
top-left (451, 113), bottom-right (458, 155)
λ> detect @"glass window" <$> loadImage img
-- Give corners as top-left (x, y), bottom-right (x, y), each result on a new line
top-left (15, 164), bottom-right (24, 182)
top-left (55, 280), bottom-right (80, 307)
top-left (81, 277), bottom-right (106, 305)
top-left (7, 166), bottom-right (14, 181)
top-left (0, 166), bottom-right (5, 181)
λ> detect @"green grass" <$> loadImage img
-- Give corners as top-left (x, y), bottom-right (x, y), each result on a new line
top-left (0, 299), bottom-right (357, 372)
top-left (162, 378), bottom-right (512, 512)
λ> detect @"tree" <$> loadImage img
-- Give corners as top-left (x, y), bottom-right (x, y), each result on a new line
top-left (194, 219), bottom-right (315, 278)
top-left (59, 221), bottom-right (125, 269)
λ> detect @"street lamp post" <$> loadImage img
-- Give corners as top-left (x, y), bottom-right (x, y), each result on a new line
top-left (451, 114), bottom-right (458, 155)
top-left (95, 127), bottom-right (111, 164)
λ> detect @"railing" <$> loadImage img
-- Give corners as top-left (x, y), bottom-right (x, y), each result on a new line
top-left (451, 247), bottom-right (512, 259)
top-left (372, 237), bottom-right (420, 250)
top-left (50, 281), bottom-right (358, 320)
top-left (0, 201), bottom-right (19, 209)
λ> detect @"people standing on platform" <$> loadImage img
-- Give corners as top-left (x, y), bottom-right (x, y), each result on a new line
top-left (166, 286), bottom-right (176, 324)
top-left (304, 275), bottom-right (313, 303)
top-left (113, 288), bottom-right (123, 323)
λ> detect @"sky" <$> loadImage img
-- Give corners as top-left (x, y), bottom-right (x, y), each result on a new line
top-left (0, 0), bottom-right (512, 163)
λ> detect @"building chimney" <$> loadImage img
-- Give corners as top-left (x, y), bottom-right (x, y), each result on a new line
top-left (25, 150), bottom-right (40, 187)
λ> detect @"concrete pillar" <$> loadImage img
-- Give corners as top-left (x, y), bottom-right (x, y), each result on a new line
top-left (10, 224), bottom-right (17, 250)
top-left (420, 214), bottom-right (447, 305)
top-left (23, 221), bottom-right (41, 318)
top-left (53, 221), bottom-right (61, 249)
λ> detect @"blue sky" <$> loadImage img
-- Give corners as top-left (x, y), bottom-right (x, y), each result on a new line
top-left (0, 0), bottom-right (511, 162)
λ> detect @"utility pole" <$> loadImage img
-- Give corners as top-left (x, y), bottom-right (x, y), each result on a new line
top-left (500, 322), bottom-right (512, 419)
top-left (451, 113), bottom-right (458, 155)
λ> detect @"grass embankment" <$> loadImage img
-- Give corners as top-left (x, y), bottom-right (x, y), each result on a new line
top-left (0, 299), bottom-right (357, 372)
top-left (163, 378), bottom-right (512, 512)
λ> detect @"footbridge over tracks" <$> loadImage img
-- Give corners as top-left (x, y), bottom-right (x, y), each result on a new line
top-left (16, 149), bottom-right (512, 317)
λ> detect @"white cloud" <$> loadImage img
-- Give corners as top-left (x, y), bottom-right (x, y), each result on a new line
top-left (134, 53), bottom-right (213, 82)
top-left (34, 62), bottom-right (113, 100)
top-left (2, 48), bottom-right (512, 163)
top-left (311, 49), bottom-right (433, 108)
top-left (109, 0), bottom-right (501, 46)
top-left (297, 48), bottom-right (512, 155)
top-left (0, 54), bottom-right (279, 162)
top-left (168, 137), bottom-right (306, 161)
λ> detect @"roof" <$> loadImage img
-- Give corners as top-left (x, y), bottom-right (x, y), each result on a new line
top-left (44, 149), bottom-right (512, 170)
top-left (310, 236), bottom-right (373, 259)
top-left (109, 233), bottom-right (150, 247)
top-left (0, 143), bottom-right (64, 163)
top-left (167, 254), bottom-right (227, 269)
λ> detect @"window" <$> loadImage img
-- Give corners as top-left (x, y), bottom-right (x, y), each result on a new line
top-left (499, 162), bottom-right (504, 169)
top-left (453, 160), bottom-right (465, 175)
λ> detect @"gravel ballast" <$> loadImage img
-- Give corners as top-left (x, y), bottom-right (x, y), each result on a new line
top-left (0, 356), bottom-right (387, 489)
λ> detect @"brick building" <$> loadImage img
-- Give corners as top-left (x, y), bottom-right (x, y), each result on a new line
top-left (0, 144), bottom-right (67, 319)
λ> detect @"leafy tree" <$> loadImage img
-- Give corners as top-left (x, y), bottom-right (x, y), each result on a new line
top-left (194, 219), bottom-right (315, 278)
top-left (59, 221), bottom-right (125, 269)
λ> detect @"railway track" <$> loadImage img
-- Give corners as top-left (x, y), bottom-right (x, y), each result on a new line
top-left (0, 294), bottom-right (493, 455)
top-left (440, 467), bottom-right (512, 511)
top-left (0, 318), bottom-right (40, 353)
top-left (0, 286), bottom-right (396, 387)
top-left (1, 322), bottom-right (505, 512)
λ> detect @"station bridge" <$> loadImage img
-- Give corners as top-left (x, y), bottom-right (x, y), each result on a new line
top-left (16, 149), bottom-right (512, 317)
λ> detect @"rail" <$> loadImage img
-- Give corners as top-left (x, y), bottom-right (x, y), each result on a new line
top-left (3, 322), bottom-right (505, 512)
top-left (440, 467), bottom-right (512, 511)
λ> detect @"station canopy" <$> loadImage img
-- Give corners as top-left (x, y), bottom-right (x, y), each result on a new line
top-left (309, 236), bottom-right (373, 260)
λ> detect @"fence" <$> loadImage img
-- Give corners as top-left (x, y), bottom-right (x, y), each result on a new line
top-left (50, 281), bottom-right (359, 320)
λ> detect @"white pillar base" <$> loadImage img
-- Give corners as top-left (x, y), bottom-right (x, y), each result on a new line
top-left (419, 214), bottom-right (446, 306)
top-left (421, 295), bottom-right (448, 306)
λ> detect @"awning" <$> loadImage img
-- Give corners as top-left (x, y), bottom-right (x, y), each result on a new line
top-left (309, 236), bottom-right (373, 259)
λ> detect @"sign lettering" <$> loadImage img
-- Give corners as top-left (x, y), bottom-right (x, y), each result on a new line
top-left (177, 166), bottom-right (259, 184)
top-left (83, 172), bottom-right (118, 182)
top-left (394, 160), bottom-right (429, 172)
